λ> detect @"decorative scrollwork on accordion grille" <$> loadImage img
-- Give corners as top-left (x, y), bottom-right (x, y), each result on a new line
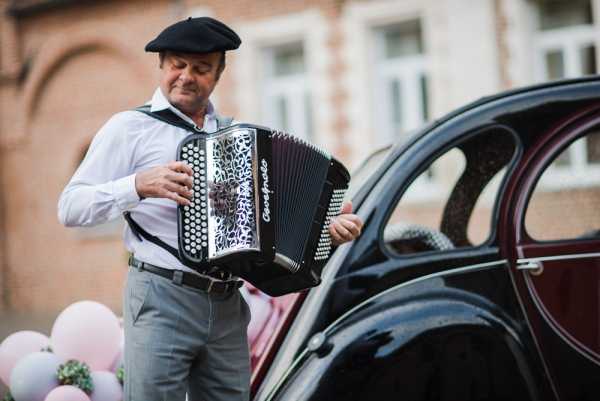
top-left (211, 133), bottom-right (257, 254)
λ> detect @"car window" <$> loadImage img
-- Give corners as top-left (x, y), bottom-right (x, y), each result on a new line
top-left (347, 145), bottom-right (392, 201)
top-left (384, 127), bottom-right (517, 255)
top-left (525, 130), bottom-right (600, 241)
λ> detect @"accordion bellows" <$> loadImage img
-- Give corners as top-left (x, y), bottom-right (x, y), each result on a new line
top-left (177, 124), bottom-right (350, 296)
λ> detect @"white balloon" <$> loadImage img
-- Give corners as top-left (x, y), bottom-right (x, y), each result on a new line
top-left (90, 371), bottom-right (122, 401)
top-left (10, 352), bottom-right (61, 401)
top-left (51, 301), bottom-right (121, 371)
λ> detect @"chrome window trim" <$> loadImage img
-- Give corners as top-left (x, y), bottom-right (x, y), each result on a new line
top-left (517, 251), bottom-right (600, 264)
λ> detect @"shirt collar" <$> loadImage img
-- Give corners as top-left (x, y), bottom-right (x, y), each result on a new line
top-left (149, 87), bottom-right (217, 131)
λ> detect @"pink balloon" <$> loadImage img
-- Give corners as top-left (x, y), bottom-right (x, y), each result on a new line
top-left (109, 344), bottom-right (123, 373)
top-left (0, 330), bottom-right (50, 385)
top-left (45, 386), bottom-right (90, 401)
top-left (90, 371), bottom-right (122, 401)
top-left (51, 301), bottom-right (121, 370)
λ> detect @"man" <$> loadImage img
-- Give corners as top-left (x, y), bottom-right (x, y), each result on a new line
top-left (58, 16), bottom-right (363, 401)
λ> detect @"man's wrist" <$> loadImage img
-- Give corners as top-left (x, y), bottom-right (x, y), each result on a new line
top-left (115, 174), bottom-right (143, 210)
top-left (134, 173), bottom-right (145, 201)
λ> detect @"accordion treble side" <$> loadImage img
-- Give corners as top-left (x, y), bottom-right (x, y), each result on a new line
top-left (176, 124), bottom-right (349, 296)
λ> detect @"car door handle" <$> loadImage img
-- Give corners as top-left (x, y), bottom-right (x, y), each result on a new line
top-left (516, 260), bottom-right (544, 276)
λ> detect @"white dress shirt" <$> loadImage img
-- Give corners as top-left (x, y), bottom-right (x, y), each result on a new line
top-left (58, 88), bottom-right (222, 274)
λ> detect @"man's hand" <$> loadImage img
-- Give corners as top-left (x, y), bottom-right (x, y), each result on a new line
top-left (135, 161), bottom-right (194, 205)
top-left (330, 201), bottom-right (363, 246)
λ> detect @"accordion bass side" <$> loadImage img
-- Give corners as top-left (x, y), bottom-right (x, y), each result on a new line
top-left (176, 124), bottom-right (350, 296)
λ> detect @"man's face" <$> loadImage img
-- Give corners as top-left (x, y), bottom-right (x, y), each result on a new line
top-left (159, 51), bottom-right (223, 115)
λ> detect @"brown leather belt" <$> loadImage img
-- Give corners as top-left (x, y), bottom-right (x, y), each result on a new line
top-left (128, 256), bottom-right (242, 294)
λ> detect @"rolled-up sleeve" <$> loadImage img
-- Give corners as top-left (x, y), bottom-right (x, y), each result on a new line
top-left (58, 112), bottom-right (142, 227)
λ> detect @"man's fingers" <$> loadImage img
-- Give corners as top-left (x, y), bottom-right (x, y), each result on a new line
top-left (331, 220), bottom-right (354, 241)
top-left (168, 161), bottom-right (194, 176)
top-left (340, 201), bottom-right (353, 215)
top-left (339, 218), bottom-right (361, 237)
top-left (164, 181), bottom-right (193, 200)
top-left (161, 189), bottom-right (191, 206)
top-left (165, 171), bottom-right (193, 189)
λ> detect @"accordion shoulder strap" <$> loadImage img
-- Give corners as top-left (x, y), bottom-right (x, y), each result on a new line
top-left (123, 211), bottom-right (181, 261)
top-left (216, 115), bottom-right (234, 129)
top-left (133, 104), bottom-right (234, 132)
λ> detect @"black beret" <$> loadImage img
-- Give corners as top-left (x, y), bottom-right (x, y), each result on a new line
top-left (145, 17), bottom-right (241, 53)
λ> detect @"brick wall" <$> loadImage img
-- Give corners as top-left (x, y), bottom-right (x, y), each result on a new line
top-left (0, 0), bottom-right (355, 330)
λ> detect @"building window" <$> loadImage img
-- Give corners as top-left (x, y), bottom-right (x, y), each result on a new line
top-left (374, 20), bottom-right (429, 148)
top-left (534, 0), bottom-right (598, 175)
top-left (535, 0), bottom-right (596, 81)
top-left (262, 43), bottom-right (313, 140)
top-left (526, 130), bottom-right (600, 240)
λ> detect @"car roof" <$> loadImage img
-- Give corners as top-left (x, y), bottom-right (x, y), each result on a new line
top-left (352, 76), bottom-right (600, 208)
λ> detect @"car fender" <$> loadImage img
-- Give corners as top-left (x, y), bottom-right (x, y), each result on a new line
top-left (266, 270), bottom-right (544, 401)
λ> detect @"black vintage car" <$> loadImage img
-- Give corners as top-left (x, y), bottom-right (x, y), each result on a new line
top-left (249, 76), bottom-right (600, 401)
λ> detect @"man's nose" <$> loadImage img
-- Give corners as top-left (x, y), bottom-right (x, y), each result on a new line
top-left (179, 67), bottom-right (194, 83)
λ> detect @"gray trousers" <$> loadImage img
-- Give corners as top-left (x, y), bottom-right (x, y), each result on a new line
top-left (123, 266), bottom-right (251, 401)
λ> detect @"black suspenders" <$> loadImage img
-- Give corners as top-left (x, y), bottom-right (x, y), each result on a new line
top-left (123, 105), bottom-right (233, 268)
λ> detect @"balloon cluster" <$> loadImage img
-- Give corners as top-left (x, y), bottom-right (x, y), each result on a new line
top-left (0, 301), bottom-right (124, 401)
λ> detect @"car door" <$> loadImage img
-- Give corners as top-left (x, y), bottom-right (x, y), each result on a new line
top-left (500, 111), bottom-right (600, 401)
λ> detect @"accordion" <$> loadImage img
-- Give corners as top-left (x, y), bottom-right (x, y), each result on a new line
top-left (176, 123), bottom-right (350, 296)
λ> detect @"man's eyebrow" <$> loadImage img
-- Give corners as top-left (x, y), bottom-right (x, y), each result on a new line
top-left (174, 56), bottom-right (213, 69)
top-left (195, 60), bottom-right (213, 68)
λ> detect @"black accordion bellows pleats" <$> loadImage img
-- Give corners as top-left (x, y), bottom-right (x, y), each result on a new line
top-left (272, 133), bottom-right (331, 267)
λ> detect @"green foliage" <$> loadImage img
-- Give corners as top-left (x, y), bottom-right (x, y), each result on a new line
top-left (116, 366), bottom-right (124, 385)
top-left (57, 360), bottom-right (94, 394)
top-left (2, 391), bottom-right (14, 401)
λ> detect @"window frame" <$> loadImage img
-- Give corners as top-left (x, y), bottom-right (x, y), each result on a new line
top-left (532, 0), bottom-right (599, 180)
top-left (261, 42), bottom-right (313, 140)
top-left (372, 20), bottom-right (429, 149)
top-left (380, 125), bottom-right (521, 259)
top-left (524, 127), bottom-right (600, 243)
